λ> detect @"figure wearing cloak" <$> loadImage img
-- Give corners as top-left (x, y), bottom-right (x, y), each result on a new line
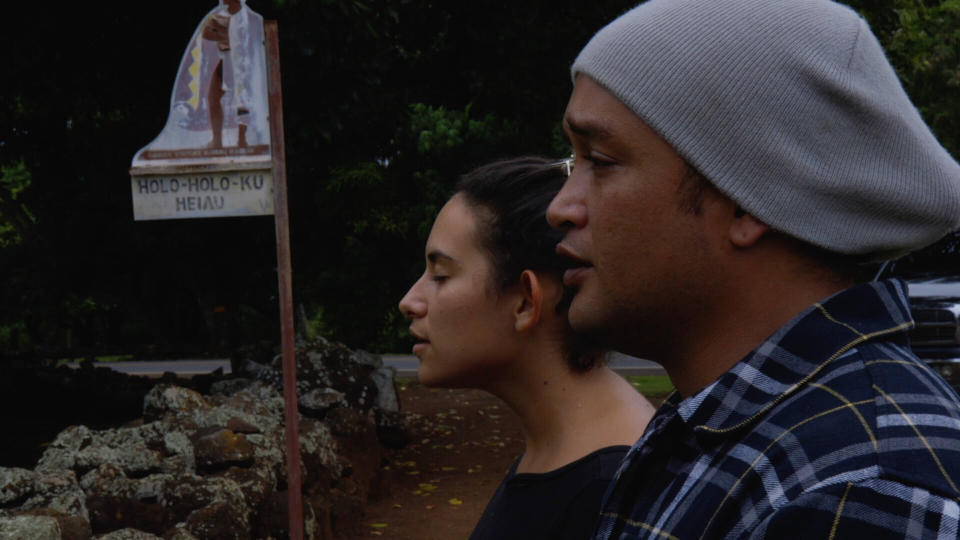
top-left (132, 0), bottom-right (269, 165)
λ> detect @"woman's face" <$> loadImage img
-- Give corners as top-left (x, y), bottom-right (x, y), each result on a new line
top-left (399, 194), bottom-right (521, 387)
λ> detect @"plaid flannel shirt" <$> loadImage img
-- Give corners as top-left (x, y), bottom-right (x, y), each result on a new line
top-left (594, 279), bottom-right (960, 539)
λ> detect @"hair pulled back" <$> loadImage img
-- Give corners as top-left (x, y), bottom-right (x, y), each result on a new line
top-left (454, 156), bottom-right (601, 371)
top-left (455, 157), bottom-right (568, 290)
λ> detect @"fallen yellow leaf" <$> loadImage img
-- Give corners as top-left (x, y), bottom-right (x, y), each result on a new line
top-left (441, 466), bottom-right (457, 472)
top-left (448, 498), bottom-right (463, 506)
top-left (392, 503), bottom-right (402, 509)
top-left (369, 523), bottom-right (388, 529)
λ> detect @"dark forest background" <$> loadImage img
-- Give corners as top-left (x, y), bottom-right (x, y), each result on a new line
top-left (2, 0), bottom-right (958, 359)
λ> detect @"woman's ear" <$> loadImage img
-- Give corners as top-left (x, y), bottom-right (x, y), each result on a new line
top-left (729, 208), bottom-right (769, 248)
top-left (514, 270), bottom-right (543, 332)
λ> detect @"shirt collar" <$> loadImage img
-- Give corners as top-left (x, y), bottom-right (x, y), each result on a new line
top-left (674, 279), bottom-right (914, 436)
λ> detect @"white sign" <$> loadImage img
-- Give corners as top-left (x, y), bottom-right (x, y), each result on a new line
top-left (131, 169), bottom-right (273, 221)
top-left (130, 0), bottom-right (274, 221)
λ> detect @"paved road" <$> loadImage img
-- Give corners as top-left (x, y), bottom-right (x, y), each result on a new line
top-left (66, 359), bottom-right (234, 378)
top-left (383, 353), bottom-right (664, 377)
top-left (71, 352), bottom-right (664, 378)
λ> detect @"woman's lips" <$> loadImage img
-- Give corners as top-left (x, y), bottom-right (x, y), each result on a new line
top-left (409, 328), bottom-right (429, 355)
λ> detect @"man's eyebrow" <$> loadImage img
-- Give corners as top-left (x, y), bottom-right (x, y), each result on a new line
top-left (427, 250), bottom-right (455, 265)
top-left (564, 116), bottom-right (613, 141)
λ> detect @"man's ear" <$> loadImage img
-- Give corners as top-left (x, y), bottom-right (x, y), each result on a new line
top-left (729, 208), bottom-right (769, 248)
top-left (514, 270), bottom-right (543, 332)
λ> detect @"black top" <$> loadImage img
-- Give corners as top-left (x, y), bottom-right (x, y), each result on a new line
top-left (469, 446), bottom-right (630, 540)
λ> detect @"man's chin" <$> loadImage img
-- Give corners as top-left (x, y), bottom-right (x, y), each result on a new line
top-left (566, 300), bottom-right (639, 354)
top-left (566, 299), bottom-right (606, 336)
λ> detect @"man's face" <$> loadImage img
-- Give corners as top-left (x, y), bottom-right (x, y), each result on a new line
top-left (546, 76), bottom-right (720, 358)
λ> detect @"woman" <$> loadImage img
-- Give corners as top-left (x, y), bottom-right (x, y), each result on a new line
top-left (399, 157), bottom-right (655, 539)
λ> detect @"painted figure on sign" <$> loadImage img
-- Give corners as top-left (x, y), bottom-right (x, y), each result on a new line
top-left (200, 0), bottom-right (261, 148)
top-left (131, 0), bottom-right (270, 166)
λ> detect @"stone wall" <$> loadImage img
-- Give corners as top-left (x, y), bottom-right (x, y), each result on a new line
top-left (0, 339), bottom-right (407, 539)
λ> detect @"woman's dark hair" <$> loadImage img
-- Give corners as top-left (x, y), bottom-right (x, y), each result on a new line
top-left (455, 157), bottom-right (568, 290)
top-left (454, 156), bottom-right (602, 372)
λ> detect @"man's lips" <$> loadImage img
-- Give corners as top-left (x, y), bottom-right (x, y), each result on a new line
top-left (556, 243), bottom-right (593, 287)
top-left (563, 266), bottom-right (592, 287)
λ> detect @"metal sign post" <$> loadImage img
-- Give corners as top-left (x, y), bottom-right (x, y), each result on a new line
top-left (265, 20), bottom-right (304, 540)
top-left (128, 5), bottom-right (303, 537)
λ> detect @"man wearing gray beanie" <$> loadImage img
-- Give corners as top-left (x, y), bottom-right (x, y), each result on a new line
top-left (546, 0), bottom-right (960, 538)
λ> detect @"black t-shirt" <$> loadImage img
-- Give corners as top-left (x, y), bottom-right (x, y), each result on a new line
top-left (469, 446), bottom-right (630, 540)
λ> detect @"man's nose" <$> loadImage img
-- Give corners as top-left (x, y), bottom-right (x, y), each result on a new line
top-left (547, 173), bottom-right (588, 230)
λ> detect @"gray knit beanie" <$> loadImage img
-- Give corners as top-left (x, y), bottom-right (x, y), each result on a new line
top-left (573, 0), bottom-right (960, 260)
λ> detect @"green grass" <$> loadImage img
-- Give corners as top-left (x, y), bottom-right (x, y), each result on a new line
top-left (92, 354), bottom-right (135, 363)
top-left (395, 376), bottom-right (418, 390)
top-left (625, 375), bottom-right (675, 399)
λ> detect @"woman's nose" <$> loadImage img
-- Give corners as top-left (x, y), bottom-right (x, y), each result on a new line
top-left (398, 281), bottom-right (426, 319)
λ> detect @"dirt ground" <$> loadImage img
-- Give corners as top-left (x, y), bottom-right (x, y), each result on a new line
top-left (346, 383), bottom-right (525, 539)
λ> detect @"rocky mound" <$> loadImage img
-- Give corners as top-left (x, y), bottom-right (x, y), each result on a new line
top-left (0, 339), bottom-right (409, 539)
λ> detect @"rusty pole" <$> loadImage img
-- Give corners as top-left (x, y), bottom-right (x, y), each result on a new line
top-left (265, 20), bottom-right (304, 539)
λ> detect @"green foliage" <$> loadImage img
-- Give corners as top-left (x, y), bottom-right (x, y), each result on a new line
top-left (854, 0), bottom-right (960, 157)
top-left (0, 322), bottom-right (28, 352)
top-left (0, 159), bottom-right (35, 247)
top-left (886, 0), bottom-right (960, 155)
top-left (411, 104), bottom-right (467, 153)
top-left (3, 0), bottom-right (957, 357)
top-left (407, 103), bottom-right (514, 155)
top-left (305, 102), bottom-right (529, 350)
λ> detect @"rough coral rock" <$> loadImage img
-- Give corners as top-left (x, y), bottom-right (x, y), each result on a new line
top-left (37, 424), bottom-right (165, 478)
top-left (94, 528), bottom-right (163, 539)
top-left (17, 470), bottom-right (88, 523)
top-left (0, 514), bottom-right (62, 539)
top-left (0, 467), bottom-right (35, 506)
top-left (299, 387), bottom-right (347, 418)
top-left (191, 428), bottom-right (255, 472)
top-left (3, 338), bottom-right (409, 538)
top-left (142, 385), bottom-right (209, 424)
